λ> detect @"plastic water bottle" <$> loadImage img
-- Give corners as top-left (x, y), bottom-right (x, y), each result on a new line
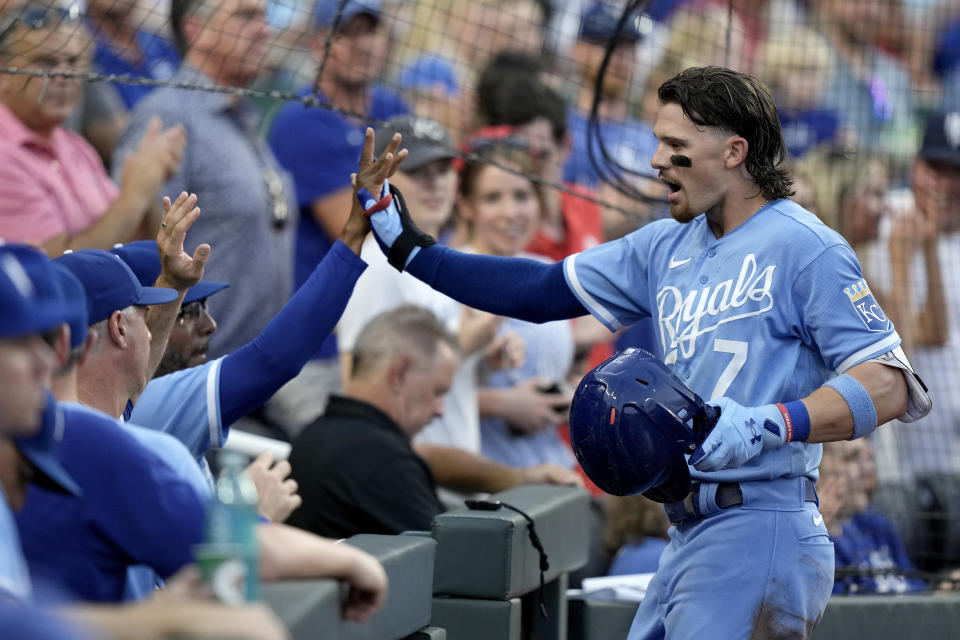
top-left (199, 449), bottom-right (260, 604)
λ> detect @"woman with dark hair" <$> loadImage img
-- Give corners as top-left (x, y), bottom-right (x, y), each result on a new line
top-left (454, 133), bottom-right (577, 472)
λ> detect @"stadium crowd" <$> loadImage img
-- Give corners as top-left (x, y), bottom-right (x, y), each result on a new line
top-left (2, 0), bottom-right (960, 636)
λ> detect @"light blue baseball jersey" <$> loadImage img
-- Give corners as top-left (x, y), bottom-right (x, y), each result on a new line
top-left (129, 357), bottom-right (224, 469)
top-left (564, 199), bottom-right (900, 484)
top-left (0, 486), bottom-right (30, 602)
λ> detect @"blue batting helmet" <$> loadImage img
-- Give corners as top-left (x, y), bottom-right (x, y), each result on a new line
top-left (569, 348), bottom-right (718, 502)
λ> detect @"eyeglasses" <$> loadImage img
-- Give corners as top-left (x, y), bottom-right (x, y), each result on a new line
top-left (0, 3), bottom-right (82, 52)
top-left (263, 167), bottom-right (289, 230)
top-left (177, 298), bottom-right (210, 325)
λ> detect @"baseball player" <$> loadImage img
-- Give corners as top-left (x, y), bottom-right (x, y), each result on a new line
top-left (354, 66), bottom-right (930, 638)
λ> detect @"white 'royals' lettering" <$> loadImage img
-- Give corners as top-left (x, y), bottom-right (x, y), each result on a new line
top-left (657, 253), bottom-right (776, 362)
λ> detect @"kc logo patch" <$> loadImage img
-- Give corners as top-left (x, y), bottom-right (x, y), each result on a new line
top-left (844, 279), bottom-right (890, 332)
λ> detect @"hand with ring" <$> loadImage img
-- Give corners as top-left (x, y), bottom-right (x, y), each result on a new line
top-left (156, 192), bottom-right (209, 291)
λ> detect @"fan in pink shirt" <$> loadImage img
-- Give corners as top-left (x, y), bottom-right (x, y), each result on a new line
top-left (0, 4), bottom-right (184, 257)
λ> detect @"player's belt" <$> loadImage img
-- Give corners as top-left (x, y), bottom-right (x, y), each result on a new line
top-left (665, 478), bottom-right (818, 526)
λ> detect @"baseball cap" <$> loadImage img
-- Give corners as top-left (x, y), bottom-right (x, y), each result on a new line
top-left (398, 54), bottom-right (460, 97)
top-left (0, 243), bottom-right (65, 339)
top-left (110, 241), bottom-right (229, 306)
top-left (54, 249), bottom-right (178, 325)
top-left (14, 390), bottom-right (81, 497)
top-left (918, 111), bottom-right (960, 166)
top-left (375, 115), bottom-right (455, 172)
top-left (579, 1), bottom-right (646, 44)
top-left (313, 0), bottom-right (379, 30)
top-left (50, 263), bottom-right (88, 350)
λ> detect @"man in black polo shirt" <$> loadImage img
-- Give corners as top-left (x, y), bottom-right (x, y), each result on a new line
top-left (287, 305), bottom-right (455, 538)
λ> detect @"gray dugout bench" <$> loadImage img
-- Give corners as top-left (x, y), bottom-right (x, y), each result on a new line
top-left (261, 485), bottom-right (593, 640)
top-left (263, 533), bottom-right (437, 640)
top-left (429, 485), bottom-right (592, 640)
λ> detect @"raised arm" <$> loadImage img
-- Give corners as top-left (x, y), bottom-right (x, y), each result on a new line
top-left (144, 193), bottom-right (209, 384)
top-left (142, 193), bottom-right (210, 390)
top-left (352, 128), bottom-right (588, 323)
top-left (215, 130), bottom-right (406, 425)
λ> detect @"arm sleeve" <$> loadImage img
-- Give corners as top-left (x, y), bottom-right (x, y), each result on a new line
top-left (336, 242), bottom-right (406, 353)
top-left (218, 240), bottom-right (366, 425)
top-left (404, 244), bottom-right (587, 323)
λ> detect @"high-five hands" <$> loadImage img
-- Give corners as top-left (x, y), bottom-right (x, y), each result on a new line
top-left (351, 128), bottom-right (436, 271)
top-left (340, 128), bottom-right (407, 254)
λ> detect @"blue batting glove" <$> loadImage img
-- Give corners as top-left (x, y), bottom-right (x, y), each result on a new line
top-left (688, 397), bottom-right (787, 472)
top-left (358, 179), bottom-right (433, 271)
top-left (358, 179), bottom-right (404, 245)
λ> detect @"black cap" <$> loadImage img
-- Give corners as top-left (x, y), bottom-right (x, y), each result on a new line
top-left (919, 111), bottom-right (960, 166)
top-left (374, 115), bottom-right (455, 172)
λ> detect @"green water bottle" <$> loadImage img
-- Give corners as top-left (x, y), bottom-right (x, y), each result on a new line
top-left (198, 449), bottom-right (260, 604)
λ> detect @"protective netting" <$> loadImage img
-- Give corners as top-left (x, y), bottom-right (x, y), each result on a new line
top-left (2, 0), bottom-right (960, 590)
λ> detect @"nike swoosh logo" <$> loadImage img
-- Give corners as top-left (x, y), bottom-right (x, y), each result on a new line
top-left (668, 257), bottom-right (691, 269)
top-left (813, 513), bottom-right (824, 527)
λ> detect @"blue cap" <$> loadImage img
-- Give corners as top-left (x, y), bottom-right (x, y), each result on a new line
top-left (579, 1), bottom-right (646, 44)
top-left (50, 263), bottom-right (88, 350)
top-left (314, 0), bottom-right (379, 30)
top-left (54, 249), bottom-right (179, 324)
top-left (0, 244), bottom-right (65, 339)
top-left (110, 241), bottom-right (229, 306)
top-left (14, 390), bottom-right (82, 497)
top-left (919, 111), bottom-right (960, 166)
top-left (398, 54), bottom-right (460, 97)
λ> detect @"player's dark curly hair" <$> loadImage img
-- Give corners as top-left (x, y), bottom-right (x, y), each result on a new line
top-left (658, 66), bottom-right (795, 201)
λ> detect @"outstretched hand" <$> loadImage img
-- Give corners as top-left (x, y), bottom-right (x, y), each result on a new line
top-left (157, 191), bottom-right (209, 290)
top-left (340, 128), bottom-right (408, 253)
top-left (354, 127), bottom-right (407, 199)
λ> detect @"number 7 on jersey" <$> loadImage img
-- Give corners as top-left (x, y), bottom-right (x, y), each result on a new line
top-left (710, 339), bottom-right (748, 399)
